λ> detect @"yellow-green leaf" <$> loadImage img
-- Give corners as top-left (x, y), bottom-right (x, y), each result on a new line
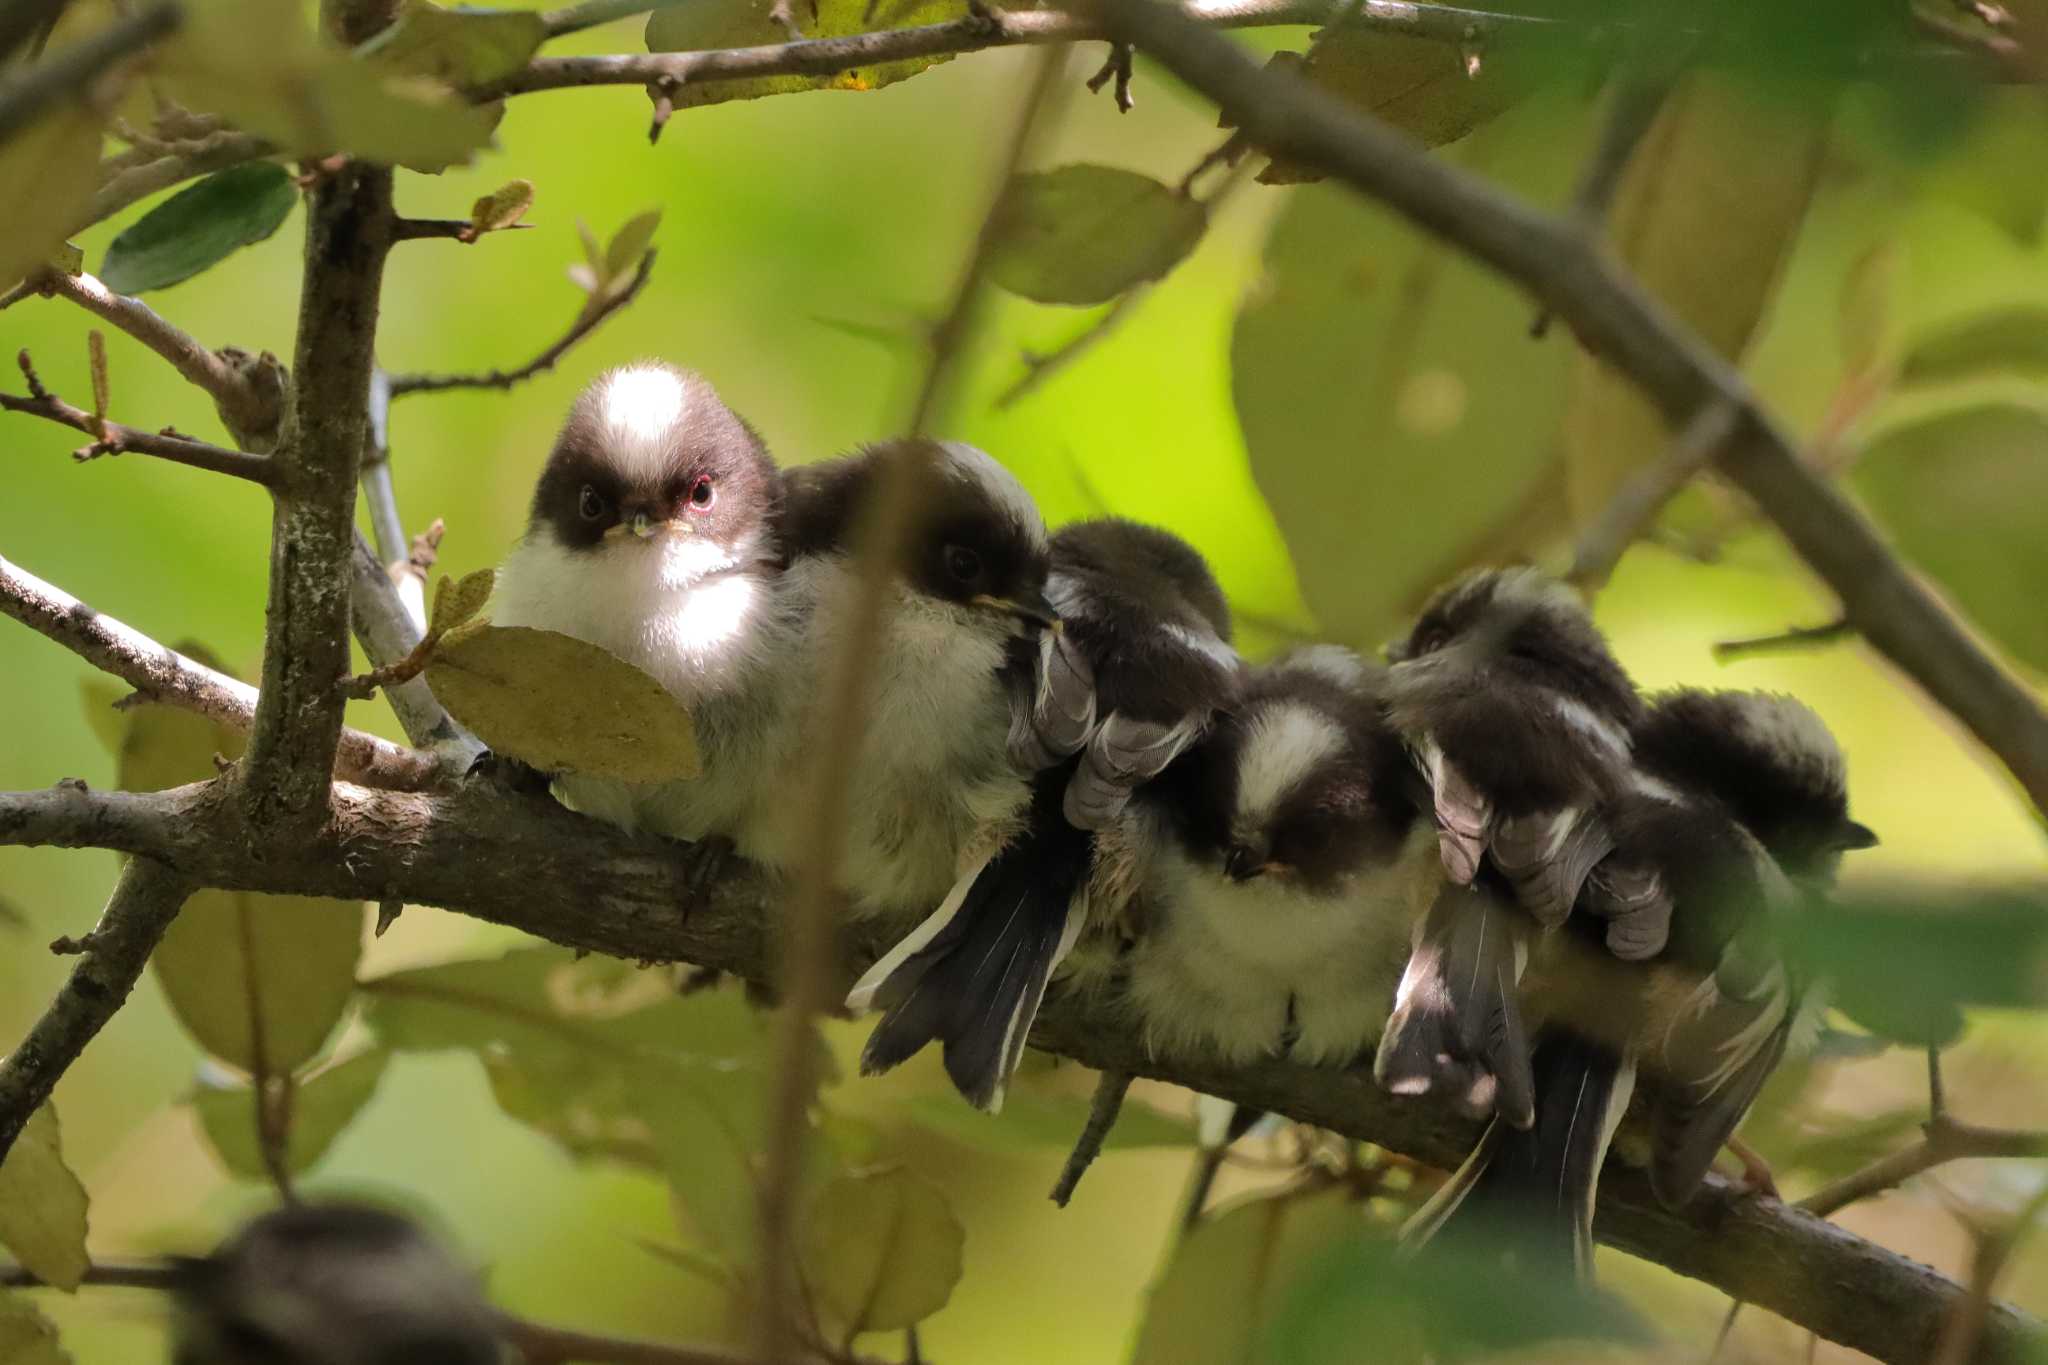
top-left (0, 1294), bottom-right (70, 1365)
top-left (1898, 305), bottom-right (2048, 387)
top-left (988, 166), bottom-right (1207, 307)
top-left (0, 1107), bottom-right (89, 1292)
top-left (1562, 74), bottom-right (1826, 528)
top-left (644, 0), bottom-right (969, 107)
top-left (192, 1048), bottom-right (390, 1180)
top-left (431, 567), bottom-right (497, 636)
top-left (603, 209), bottom-right (662, 288)
top-left (77, 678), bottom-right (127, 757)
top-left (360, 2), bottom-right (547, 86)
top-left (466, 181), bottom-right (535, 239)
top-left (425, 624), bottom-right (699, 781)
top-left (0, 102), bottom-right (102, 291)
top-left (799, 1167), bottom-right (964, 1335)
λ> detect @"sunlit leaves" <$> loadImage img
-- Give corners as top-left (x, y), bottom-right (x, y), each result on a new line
top-left (1231, 99), bottom-right (1585, 652)
top-left (462, 180), bottom-right (536, 242)
top-left (432, 568), bottom-right (496, 636)
top-left (1563, 75), bottom-right (1825, 528)
top-left (424, 623), bottom-right (700, 781)
top-left (158, 0), bottom-right (496, 172)
top-left (99, 164), bottom-right (297, 295)
top-left (644, 0), bottom-right (971, 107)
top-left (0, 1107), bottom-right (90, 1292)
top-left (0, 1295), bottom-right (69, 1365)
top-left (0, 102), bottom-right (102, 291)
top-left (192, 1048), bottom-right (391, 1180)
top-left (569, 211), bottom-right (661, 304)
top-left (1132, 1187), bottom-right (1362, 1365)
top-left (359, 2), bottom-right (547, 86)
top-left (800, 1168), bottom-right (964, 1335)
top-left (987, 166), bottom-right (1207, 307)
top-left (1852, 404), bottom-right (2048, 672)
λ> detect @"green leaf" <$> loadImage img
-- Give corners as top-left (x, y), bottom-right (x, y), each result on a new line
top-left (0, 1295), bottom-right (70, 1365)
top-left (1231, 98), bottom-right (1586, 653)
top-left (1852, 404), bottom-right (2048, 672)
top-left (465, 180), bottom-right (535, 239)
top-left (430, 567), bottom-right (496, 636)
top-left (359, 2), bottom-right (547, 86)
top-left (603, 209), bottom-right (662, 288)
top-left (111, 649), bottom-right (364, 1074)
top-left (1132, 1187), bottom-right (1362, 1365)
top-left (0, 102), bottom-right (103, 291)
top-left (192, 1048), bottom-right (391, 1180)
top-left (645, 0), bottom-right (969, 107)
top-left (903, 1082), bottom-right (1193, 1154)
top-left (98, 163), bottom-right (297, 296)
top-left (0, 1107), bottom-right (90, 1292)
top-left (799, 1167), bottom-right (964, 1335)
top-left (986, 166), bottom-right (1206, 307)
top-left (425, 623), bottom-right (700, 781)
top-left (1562, 73), bottom-right (1825, 529)
top-left (1898, 307), bottom-right (2048, 387)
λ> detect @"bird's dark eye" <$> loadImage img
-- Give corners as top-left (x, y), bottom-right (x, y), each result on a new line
top-left (578, 485), bottom-right (608, 522)
top-left (943, 544), bottom-right (982, 584)
top-left (688, 475), bottom-right (716, 510)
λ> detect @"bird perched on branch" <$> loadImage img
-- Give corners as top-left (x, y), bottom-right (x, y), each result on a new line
top-left (489, 362), bottom-right (792, 871)
top-left (1406, 689), bottom-right (1876, 1278)
top-left (738, 437), bottom-right (1060, 925)
top-left (847, 516), bottom-right (1240, 1111)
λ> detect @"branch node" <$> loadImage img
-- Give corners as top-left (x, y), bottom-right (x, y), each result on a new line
top-left (1087, 41), bottom-right (1135, 112)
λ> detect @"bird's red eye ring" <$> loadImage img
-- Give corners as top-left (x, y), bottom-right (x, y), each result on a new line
top-left (688, 475), bottom-right (716, 510)
top-left (578, 485), bottom-right (607, 522)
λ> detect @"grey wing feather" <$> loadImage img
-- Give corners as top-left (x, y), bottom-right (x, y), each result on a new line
top-left (1420, 740), bottom-right (1491, 886)
top-left (1579, 854), bottom-right (1673, 960)
top-left (1064, 710), bottom-right (1202, 831)
top-left (1490, 808), bottom-right (1615, 930)
top-left (1008, 629), bottom-right (1098, 773)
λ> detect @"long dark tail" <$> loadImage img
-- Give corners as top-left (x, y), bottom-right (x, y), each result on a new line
top-left (1404, 1033), bottom-right (1635, 1281)
top-left (849, 772), bottom-right (1092, 1113)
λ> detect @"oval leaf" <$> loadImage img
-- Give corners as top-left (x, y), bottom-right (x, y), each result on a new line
top-left (359, 2), bottom-right (547, 86)
top-left (0, 1107), bottom-right (89, 1292)
top-left (193, 1048), bottom-right (390, 1180)
top-left (431, 567), bottom-right (496, 636)
top-left (0, 1295), bottom-right (70, 1365)
top-left (466, 180), bottom-right (534, 238)
top-left (1898, 305), bottom-right (2048, 387)
top-left (0, 102), bottom-right (102, 291)
top-left (98, 163), bottom-right (297, 295)
top-left (1852, 403), bottom-right (2048, 671)
top-left (425, 624), bottom-right (700, 781)
top-left (988, 165), bottom-right (1206, 306)
top-left (799, 1167), bottom-right (964, 1335)
top-left (603, 208), bottom-right (662, 287)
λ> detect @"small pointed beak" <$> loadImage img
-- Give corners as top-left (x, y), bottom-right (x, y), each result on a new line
top-left (631, 511), bottom-right (656, 539)
top-left (971, 591), bottom-right (1060, 634)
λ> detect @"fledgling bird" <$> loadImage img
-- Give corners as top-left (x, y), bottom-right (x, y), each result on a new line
top-left (1406, 689), bottom-right (1876, 1277)
top-left (847, 517), bottom-right (1241, 1112)
top-left (735, 438), bottom-right (1058, 926)
top-left (489, 362), bottom-right (791, 859)
top-left (170, 1203), bottom-right (499, 1365)
top-left (1375, 567), bottom-right (1663, 1122)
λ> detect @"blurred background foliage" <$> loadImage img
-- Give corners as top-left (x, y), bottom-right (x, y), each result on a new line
top-left (4, 1), bottom-right (2048, 1361)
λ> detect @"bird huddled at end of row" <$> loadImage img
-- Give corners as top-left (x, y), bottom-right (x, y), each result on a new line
top-left (488, 360), bottom-right (1879, 1287)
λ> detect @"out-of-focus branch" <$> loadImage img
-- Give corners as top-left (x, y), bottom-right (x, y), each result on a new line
top-left (0, 552), bottom-right (440, 790)
top-left (88, 131), bottom-right (275, 232)
top-left (3, 350), bottom-right (275, 483)
top-left (0, 858), bottom-right (191, 1165)
top-left (0, 1), bottom-right (180, 148)
top-left (1102, 0), bottom-right (2048, 819)
top-left (238, 163), bottom-right (395, 835)
top-left (1568, 399), bottom-right (1737, 590)
top-left (1712, 617), bottom-right (1854, 662)
top-left (386, 250), bottom-right (656, 398)
top-left (1800, 1118), bottom-right (2048, 1220)
top-left (14, 269), bottom-right (287, 452)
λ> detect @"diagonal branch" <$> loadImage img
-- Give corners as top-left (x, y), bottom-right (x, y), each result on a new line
top-left (0, 857), bottom-right (191, 1165)
top-left (0, 775), bottom-right (2037, 1365)
top-left (3, 353), bottom-right (275, 484)
top-left (0, 552), bottom-right (441, 790)
top-left (1101, 0), bottom-right (2048, 820)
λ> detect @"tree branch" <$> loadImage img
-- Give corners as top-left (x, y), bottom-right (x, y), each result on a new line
top-left (0, 857), bottom-right (191, 1165)
top-left (1567, 398), bottom-right (1737, 590)
top-left (87, 131), bottom-right (275, 234)
top-left (0, 551), bottom-right (440, 790)
top-left (0, 774), bottom-right (2036, 1364)
top-left (1800, 1118), bottom-right (2048, 1220)
top-left (14, 270), bottom-right (287, 452)
top-left (0, 1), bottom-right (180, 148)
top-left (238, 164), bottom-right (394, 835)
top-left (385, 249), bottom-right (656, 398)
top-left (1102, 0), bottom-right (2048, 819)
top-left (3, 351), bottom-right (276, 484)
top-left (1713, 617), bottom-right (1855, 662)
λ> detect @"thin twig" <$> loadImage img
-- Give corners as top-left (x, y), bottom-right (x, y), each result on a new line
top-left (4, 350), bottom-right (275, 483)
top-left (1712, 618), bottom-right (1854, 663)
top-left (1086, 40), bottom-right (1135, 111)
top-left (1103, 0), bottom-right (2048, 819)
top-left (1050, 1068), bottom-right (1131, 1205)
top-left (387, 250), bottom-right (655, 397)
top-left (1567, 398), bottom-right (1738, 590)
top-left (0, 552), bottom-right (438, 789)
top-left (0, 857), bottom-right (191, 1165)
top-left (1931, 1181), bottom-right (2048, 1365)
top-left (994, 290), bottom-right (1148, 409)
top-left (750, 47), bottom-right (1073, 1365)
top-left (541, 0), bottom-right (700, 36)
top-left (87, 131), bottom-right (276, 232)
top-left (0, 1), bottom-right (180, 147)
top-left (1798, 1117), bottom-right (2048, 1220)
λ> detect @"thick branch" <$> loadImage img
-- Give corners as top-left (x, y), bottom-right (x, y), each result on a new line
top-left (240, 164), bottom-right (394, 834)
top-left (0, 776), bottom-right (2037, 1365)
top-left (0, 552), bottom-right (440, 790)
top-left (1103, 0), bottom-right (2048, 817)
top-left (0, 857), bottom-right (190, 1164)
